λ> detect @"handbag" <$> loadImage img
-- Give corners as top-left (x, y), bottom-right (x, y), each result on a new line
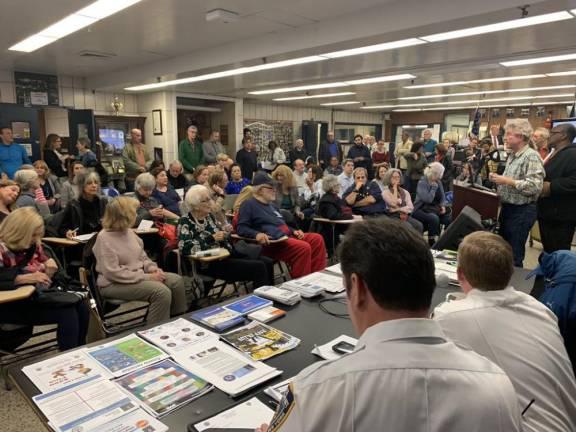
top-left (232, 240), bottom-right (262, 260)
top-left (155, 220), bottom-right (178, 242)
top-left (0, 247), bottom-right (35, 291)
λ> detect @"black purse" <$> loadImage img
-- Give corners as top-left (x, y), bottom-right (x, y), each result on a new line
top-left (0, 247), bottom-right (35, 291)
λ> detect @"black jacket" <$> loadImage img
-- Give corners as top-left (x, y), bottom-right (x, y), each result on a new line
top-left (317, 192), bottom-right (353, 221)
top-left (56, 196), bottom-right (107, 237)
top-left (318, 140), bottom-right (343, 168)
top-left (44, 149), bottom-right (67, 178)
top-left (235, 148), bottom-right (258, 180)
top-left (538, 145), bottom-right (576, 222)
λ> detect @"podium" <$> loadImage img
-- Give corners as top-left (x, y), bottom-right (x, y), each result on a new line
top-left (452, 183), bottom-right (499, 220)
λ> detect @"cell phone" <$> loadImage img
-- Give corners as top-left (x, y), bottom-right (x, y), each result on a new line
top-left (332, 341), bottom-right (356, 355)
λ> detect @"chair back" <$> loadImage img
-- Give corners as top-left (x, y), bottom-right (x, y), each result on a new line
top-left (222, 194), bottom-right (239, 213)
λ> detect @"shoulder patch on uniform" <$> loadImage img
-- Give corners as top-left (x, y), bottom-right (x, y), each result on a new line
top-left (268, 383), bottom-right (296, 432)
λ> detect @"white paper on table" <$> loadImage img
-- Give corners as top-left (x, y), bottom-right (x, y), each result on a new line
top-left (311, 335), bottom-right (358, 361)
top-left (83, 408), bottom-right (168, 432)
top-left (32, 375), bottom-right (138, 432)
top-left (85, 335), bottom-right (168, 378)
top-left (176, 188), bottom-right (185, 198)
top-left (264, 377), bottom-right (293, 402)
top-left (73, 232), bottom-right (97, 242)
top-left (22, 349), bottom-right (108, 393)
top-left (136, 220), bottom-right (155, 231)
top-left (290, 272), bottom-right (344, 293)
top-left (194, 397), bottom-right (275, 431)
top-left (325, 263), bottom-right (342, 275)
top-left (172, 340), bottom-right (282, 396)
top-left (138, 318), bottom-right (218, 354)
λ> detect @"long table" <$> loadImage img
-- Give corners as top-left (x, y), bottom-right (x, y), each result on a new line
top-left (7, 267), bottom-right (535, 431)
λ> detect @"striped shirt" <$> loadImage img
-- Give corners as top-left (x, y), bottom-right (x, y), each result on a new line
top-left (497, 145), bottom-right (544, 205)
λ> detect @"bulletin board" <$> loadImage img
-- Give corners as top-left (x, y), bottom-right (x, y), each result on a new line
top-left (244, 120), bottom-right (293, 162)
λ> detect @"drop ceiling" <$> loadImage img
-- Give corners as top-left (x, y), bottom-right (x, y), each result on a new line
top-left (1, 0), bottom-right (576, 112)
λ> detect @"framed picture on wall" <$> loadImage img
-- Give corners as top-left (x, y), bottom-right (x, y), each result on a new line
top-left (152, 109), bottom-right (163, 135)
top-left (154, 147), bottom-right (163, 162)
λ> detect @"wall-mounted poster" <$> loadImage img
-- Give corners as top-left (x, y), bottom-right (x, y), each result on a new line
top-left (244, 120), bottom-right (293, 163)
top-left (11, 121), bottom-right (30, 139)
top-left (14, 71), bottom-right (59, 107)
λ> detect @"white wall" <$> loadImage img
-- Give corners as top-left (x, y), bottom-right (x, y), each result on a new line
top-left (136, 91), bottom-right (178, 163)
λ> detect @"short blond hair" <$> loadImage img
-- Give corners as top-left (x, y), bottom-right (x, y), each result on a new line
top-left (233, 185), bottom-right (253, 214)
top-left (102, 196), bottom-right (140, 230)
top-left (458, 231), bottom-right (514, 291)
top-left (0, 207), bottom-right (43, 250)
top-left (33, 160), bottom-right (51, 178)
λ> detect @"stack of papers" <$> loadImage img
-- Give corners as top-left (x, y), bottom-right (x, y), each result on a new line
top-left (190, 306), bottom-right (245, 332)
top-left (282, 271), bottom-right (344, 297)
top-left (115, 359), bottom-right (212, 417)
top-left (173, 340), bottom-right (282, 397)
top-left (325, 263), bottom-right (343, 275)
top-left (86, 335), bottom-right (168, 378)
top-left (138, 318), bottom-right (218, 354)
top-left (194, 397), bottom-right (275, 431)
top-left (72, 232), bottom-right (97, 243)
top-left (254, 286), bottom-right (301, 306)
top-left (248, 306), bottom-right (286, 323)
top-left (221, 321), bottom-right (300, 361)
top-left (434, 260), bottom-right (458, 285)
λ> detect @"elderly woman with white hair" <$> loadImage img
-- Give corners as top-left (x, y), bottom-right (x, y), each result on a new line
top-left (412, 162), bottom-right (451, 246)
top-left (93, 197), bottom-right (187, 323)
top-left (317, 174), bottom-right (354, 254)
top-left (14, 169), bottom-right (51, 219)
top-left (178, 185), bottom-right (271, 289)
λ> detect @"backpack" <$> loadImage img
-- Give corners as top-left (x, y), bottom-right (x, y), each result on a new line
top-left (528, 250), bottom-right (576, 369)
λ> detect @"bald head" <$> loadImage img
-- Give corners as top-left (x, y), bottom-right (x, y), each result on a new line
top-left (549, 123), bottom-right (576, 150)
top-left (131, 128), bottom-right (142, 144)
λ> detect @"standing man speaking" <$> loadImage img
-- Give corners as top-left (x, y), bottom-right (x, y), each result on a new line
top-left (490, 119), bottom-right (544, 267)
top-left (537, 123), bottom-right (576, 253)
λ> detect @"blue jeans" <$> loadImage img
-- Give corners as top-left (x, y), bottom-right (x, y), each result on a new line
top-left (499, 203), bottom-right (537, 267)
top-left (412, 209), bottom-right (451, 237)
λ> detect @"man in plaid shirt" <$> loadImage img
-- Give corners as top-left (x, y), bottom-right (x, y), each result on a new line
top-left (490, 119), bottom-right (544, 267)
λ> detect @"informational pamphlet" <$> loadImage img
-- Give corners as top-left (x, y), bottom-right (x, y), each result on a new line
top-left (81, 409), bottom-right (168, 432)
top-left (194, 397), bottom-right (275, 431)
top-left (253, 286), bottom-right (301, 306)
top-left (115, 359), bottom-right (213, 417)
top-left (264, 377), bottom-right (293, 402)
top-left (282, 271), bottom-right (344, 297)
top-left (220, 321), bottom-right (300, 361)
top-left (325, 263), bottom-right (343, 275)
top-left (22, 350), bottom-right (107, 393)
top-left (86, 335), bottom-right (168, 378)
top-left (189, 305), bottom-right (245, 332)
top-left (224, 295), bottom-right (273, 315)
top-left (248, 306), bottom-right (286, 323)
top-left (172, 340), bottom-right (282, 397)
top-left (138, 318), bottom-right (218, 354)
top-left (33, 375), bottom-right (138, 432)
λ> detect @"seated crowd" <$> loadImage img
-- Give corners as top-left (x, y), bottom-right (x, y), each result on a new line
top-left (0, 122), bottom-right (575, 431)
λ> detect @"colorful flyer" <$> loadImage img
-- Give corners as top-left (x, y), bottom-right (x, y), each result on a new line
top-left (86, 335), bottom-right (168, 377)
top-left (138, 318), bottom-right (218, 354)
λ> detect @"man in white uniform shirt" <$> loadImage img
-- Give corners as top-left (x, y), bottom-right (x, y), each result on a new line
top-left (337, 159), bottom-right (354, 197)
top-left (434, 231), bottom-right (576, 432)
top-left (257, 218), bottom-right (522, 432)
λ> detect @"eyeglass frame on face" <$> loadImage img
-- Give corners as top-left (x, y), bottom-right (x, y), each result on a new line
top-left (259, 184), bottom-right (275, 191)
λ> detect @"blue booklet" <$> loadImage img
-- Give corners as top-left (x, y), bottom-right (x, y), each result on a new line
top-left (224, 295), bottom-right (273, 315)
top-left (189, 306), bottom-right (245, 332)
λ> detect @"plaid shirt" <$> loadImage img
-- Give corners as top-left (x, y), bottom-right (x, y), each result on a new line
top-left (497, 145), bottom-right (544, 205)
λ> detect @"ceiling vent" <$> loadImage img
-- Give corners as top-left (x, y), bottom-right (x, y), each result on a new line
top-left (78, 50), bottom-right (116, 59)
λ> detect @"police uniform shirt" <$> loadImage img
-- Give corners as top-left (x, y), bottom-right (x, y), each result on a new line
top-left (268, 318), bottom-right (522, 432)
top-left (434, 287), bottom-right (576, 432)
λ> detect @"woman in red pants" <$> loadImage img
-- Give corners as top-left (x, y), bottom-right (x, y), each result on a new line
top-left (236, 172), bottom-right (326, 278)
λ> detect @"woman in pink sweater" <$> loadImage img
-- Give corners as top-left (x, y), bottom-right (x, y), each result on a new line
top-left (381, 168), bottom-right (423, 234)
top-left (93, 196), bottom-right (187, 323)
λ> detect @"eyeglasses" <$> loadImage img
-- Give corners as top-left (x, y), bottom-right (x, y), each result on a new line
top-left (260, 185), bottom-right (274, 190)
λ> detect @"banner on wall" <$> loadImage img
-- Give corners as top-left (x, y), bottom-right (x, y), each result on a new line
top-left (14, 71), bottom-right (59, 107)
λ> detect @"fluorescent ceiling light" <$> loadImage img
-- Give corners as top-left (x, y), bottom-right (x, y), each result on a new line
top-left (320, 101), bottom-right (361, 106)
top-left (322, 38), bottom-right (426, 58)
top-left (363, 93), bottom-right (574, 109)
top-left (274, 92), bottom-right (355, 101)
top-left (250, 82), bottom-right (348, 95)
top-left (346, 74), bottom-right (416, 85)
top-left (546, 70), bottom-right (576, 76)
top-left (501, 53), bottom-right (576, 67)
top-left (398, 84), bottom-right (576, 100)
top-left (248, 56), bottom-right (327, 71)
top-left (421, 11), bottom-right (573, 42)
top-left (8, 35), bottom-right (55, 53)
top-left (404, 74), bottom-right (548, 89)
top-left (249, 74), bottom-right (415, 95)
top-left (9, 0), bottom-right (143, 52)
top-left (394, 100), bottom-right (575, 112)
top-left (77, 0), bottom-right (143, 19)
top-left (402, 125), bottom-right (429, 128)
